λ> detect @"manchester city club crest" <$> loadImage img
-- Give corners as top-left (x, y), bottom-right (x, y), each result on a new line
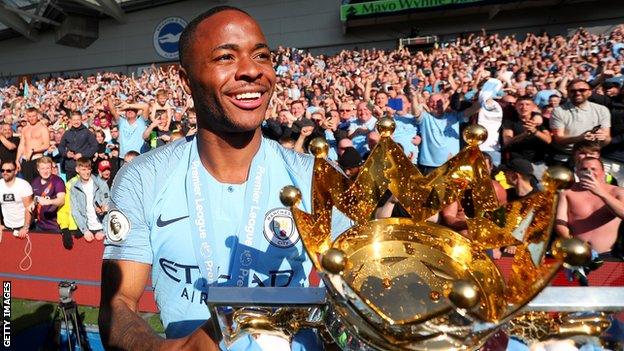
top-left (263, 208), bottom-right (299, 248)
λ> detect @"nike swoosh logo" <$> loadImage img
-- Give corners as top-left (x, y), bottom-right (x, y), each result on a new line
top-left (156, 214), bottom-right (189, 227)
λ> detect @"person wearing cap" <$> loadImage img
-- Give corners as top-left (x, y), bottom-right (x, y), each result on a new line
top-left (106, 95), bottom-right (149, 158)
top-left (31, 156), bottom-right (65, 232)
top-left (97, 159), bottom-right (114, 188)
top-left (58, 111), bottom-right (98, 180)
top-left (338, 146), bottom-right (363, 180)
top-left (501, 158), bottom-right (538, 201)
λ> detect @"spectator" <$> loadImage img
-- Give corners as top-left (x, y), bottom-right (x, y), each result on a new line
top-left (555, 157), bottom-right (624, 258)
top-left (70, 158), bottom-right (110, 242)
top-left (0, 160), bottom-right (33, 238)
top-left (123, 150), bottom-right (140, 163)
top-left (338, 146), bottom-right (363, 180)
top-left (412, 93), bottom-right (480, 174)
top-left (392, 94), bottom-right (420, 164)
top-left (143, 112), bottom-right (172, 150)
top-left (97, 159), bottom-right (114, 188)
top-left (501, 158), bottom-right (539, 201)
top-left (15, 107), bottom-right (50, 182)
top-left (0, 122), bottom-right (19, 164)
top-left (107, 97), bottom-right (149, 158)
top-left (58, 112), bottom-right (98, 180)
top-left (501, 96), bottom-right (552, 179)
top-left (348, 102), bottom-right (377, 156)
top-left (31, 157), bottom-right (65, 232)
top-left (550, 79), bottom-right (611, 164)
top-left (57, 175), bottom-right (80, 249)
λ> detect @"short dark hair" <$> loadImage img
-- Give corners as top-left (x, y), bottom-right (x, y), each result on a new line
top-left (179, 6), bottom-right (250, 69)
top-left (1, 160), bottom-right (16, 169)
top-left (567, 79), bottom-right (591, 90)
top-left (572, 140), bottom-right (601, 155)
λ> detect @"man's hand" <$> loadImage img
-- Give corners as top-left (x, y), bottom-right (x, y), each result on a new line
top-left (591, 129), bottom-right (609, 141)
top-left (300, 126), bottom-right (314, 137)
top-left (94, 231), bottom-right (105, 241)
top-left (17, 227), bottom-right (28, 239)
top-left (83, 230), bottom-right (95, 242)
top-left (579, 172), bottom-right (604, 197)
top-left (412, 135), bottom-right (422, 146)
top-left (74, 153), bottom-right (82, 160)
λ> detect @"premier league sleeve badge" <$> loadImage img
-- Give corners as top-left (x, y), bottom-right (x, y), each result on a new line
top-left (106, 209), bottom-right (131, 242)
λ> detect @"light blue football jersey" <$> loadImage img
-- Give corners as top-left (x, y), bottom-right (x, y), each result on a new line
top-left (103, 136), bottom-right (350, 350)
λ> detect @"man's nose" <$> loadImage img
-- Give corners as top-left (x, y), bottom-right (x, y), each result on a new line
top-left (236, 56), bottom-right (262, 82)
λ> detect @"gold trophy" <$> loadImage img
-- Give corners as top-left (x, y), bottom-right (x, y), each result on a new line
top-left (280, 119), bottom-right (589, 350)
top-left (208, 119), bottom-right (605, 350)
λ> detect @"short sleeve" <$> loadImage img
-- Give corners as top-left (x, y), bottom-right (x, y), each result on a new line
top-left (550, 107), bottom-right (564, 130)
top-left (22, 181), bottom-right (33, 197)
top-left (103, 162), bottom-right (153, 265)
top-left (598, 105), bottom-right (611, 128)
top-left (53, 178), bottom-right (65, 195)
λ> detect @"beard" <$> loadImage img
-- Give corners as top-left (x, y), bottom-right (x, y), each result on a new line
top-left (189, 79), bottom-right (260, 134)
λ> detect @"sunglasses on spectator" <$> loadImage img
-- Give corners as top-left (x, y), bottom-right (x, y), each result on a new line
top-left (1, 168), bottom-right (14, 173)
top-left (569, 88), bottom-right (590, 93)
top-left (340, 109), bottom-right (353, 112)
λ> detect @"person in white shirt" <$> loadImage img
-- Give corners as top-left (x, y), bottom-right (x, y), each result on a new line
top-left (0, 160), bottom-right (33, 238)
top-left (69, 157), bottom-right (110, 242)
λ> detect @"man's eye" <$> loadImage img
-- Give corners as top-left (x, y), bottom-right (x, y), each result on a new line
top-left (216, 54), bottom-right (234, 62)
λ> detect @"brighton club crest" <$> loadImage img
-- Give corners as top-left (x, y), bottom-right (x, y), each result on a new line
top-left (263, 208), bottom-right (299, 248)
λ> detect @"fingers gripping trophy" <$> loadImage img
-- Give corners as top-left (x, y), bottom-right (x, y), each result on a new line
top-left (210, 119), bottom-right (600, 350)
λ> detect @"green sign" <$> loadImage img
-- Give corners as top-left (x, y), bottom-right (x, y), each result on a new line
top-left (341, 0), bottom-right (485, 21)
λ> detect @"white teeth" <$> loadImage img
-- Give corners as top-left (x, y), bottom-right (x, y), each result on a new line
top-left (234, 92), bottom-right (261, 100)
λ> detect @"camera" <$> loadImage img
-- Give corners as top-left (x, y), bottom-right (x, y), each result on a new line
top-left (59, 281), bottom-right (77, 304)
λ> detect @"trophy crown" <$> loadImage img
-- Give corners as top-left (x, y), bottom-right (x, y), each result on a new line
top-left (283, 124), bottom-right (579, 349)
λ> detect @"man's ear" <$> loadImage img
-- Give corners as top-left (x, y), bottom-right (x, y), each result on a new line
top-left (179, 67), bottom-right (192, 96)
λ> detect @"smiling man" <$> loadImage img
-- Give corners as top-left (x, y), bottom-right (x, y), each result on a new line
top-left (98, 6), bottom-right (347, 351)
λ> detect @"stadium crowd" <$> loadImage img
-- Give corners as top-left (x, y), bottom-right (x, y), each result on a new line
top-left (0, 25), bottom-right (623, 258)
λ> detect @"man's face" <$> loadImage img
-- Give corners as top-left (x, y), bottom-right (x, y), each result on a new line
top-left (180, 10), bottom-right (275, 133)
top-left (76, 165), bottom-right (92, 181)
top-left (100, 169), bottom-right (111, 180)
top-left (290, 102), bottom-right (304, 118)
top-left (125, 109), bottom-right (137, 119)
top-left (37, 162), bottom-right (52, 179)
top-left (100, 118), bottom-right (109, 128)
top-left (515, 99), bottom-right (535, 118)
top-left (568, 82), bottom-right (592, 105)
top-left (356, 103), bottom-right (372, 122)
top-left (188, 112), bottom-right (197, 125)
top-left (427, 94), bottom-right (445, 116)
top-left (1, 163), bottom-right (16, 182)
top-left (375, 92), bottom-right (388, 108)
top-left (339, 104), bottom-right (355, 121)
top-left (26, 111), bottom-right (38, 125)
top-left (70, 114), bottom-right (82, 128)
top-left (111, 128), bottom-right (119, 139)
top-left (577, 158), bottom-right (605, 181)
top-left (1, 125), bottom-right (12, 138)
top-left (548, 96), bottom-right (561, 108)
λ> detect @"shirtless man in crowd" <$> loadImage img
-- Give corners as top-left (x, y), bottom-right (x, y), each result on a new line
top-left (555, 157), bottom-right (624, 257)
top-left (16, 107), bottom-right (50, 182)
